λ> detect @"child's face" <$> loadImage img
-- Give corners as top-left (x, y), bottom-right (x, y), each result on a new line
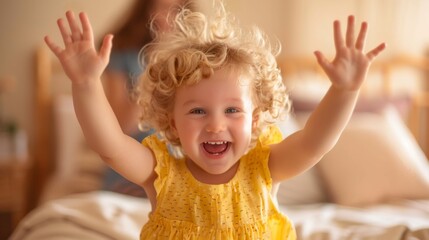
top-left (171, 67), bottom-right (255, 176)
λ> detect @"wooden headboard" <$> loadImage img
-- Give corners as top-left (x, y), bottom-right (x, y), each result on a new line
top-left (278, 55), bottom-right (429, 96)
top-left (31, 46), bottom-right (429, 204)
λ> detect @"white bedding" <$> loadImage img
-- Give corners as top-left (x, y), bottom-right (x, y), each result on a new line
top-left (10, 192), bottom-right (148, 240)
top-left (286, 201), bottom-right (429, 239)
top-left (10, 191), bottom-right (429, 240)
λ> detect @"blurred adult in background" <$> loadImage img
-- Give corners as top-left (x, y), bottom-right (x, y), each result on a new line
top-left (104, 0), bottom-right (194, 139)
top-left (102, 0), bottom-right (195, 196)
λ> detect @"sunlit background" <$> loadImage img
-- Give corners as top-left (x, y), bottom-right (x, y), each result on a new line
top-left (2, 0), bottom-right (429, 135)
top-left (2, 0), bottom-right (429, 238)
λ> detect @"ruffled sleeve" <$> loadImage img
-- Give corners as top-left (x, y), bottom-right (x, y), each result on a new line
top-left (259, 124), bottom-right (283, 145)
top-left (247, 125), bottom-right (284, 188)
top-left (142, 134), bottom-right (171, 197)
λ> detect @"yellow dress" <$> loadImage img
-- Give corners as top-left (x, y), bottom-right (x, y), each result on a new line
top-left (140, 126), bottom-right (296, 239)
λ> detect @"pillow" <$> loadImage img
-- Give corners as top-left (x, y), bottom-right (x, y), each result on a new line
top-left (317, 105), bottom-right (429, 206)
top-left (275, 116), bottom-right (328, 205)
top-left (276, 167), bottom-right (328, 205)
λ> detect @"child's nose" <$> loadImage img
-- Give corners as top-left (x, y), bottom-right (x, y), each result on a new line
top-left (205, 115), bottom-right (226, 133)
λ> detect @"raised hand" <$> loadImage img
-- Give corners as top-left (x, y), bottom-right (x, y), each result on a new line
top-left (44, 11), bottom-right (113, 85)
top-left (314, 15), bottom-right (386, 91)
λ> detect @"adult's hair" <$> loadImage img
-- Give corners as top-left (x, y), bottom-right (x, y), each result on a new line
top-left (111, 0), bottom-right (195, 51)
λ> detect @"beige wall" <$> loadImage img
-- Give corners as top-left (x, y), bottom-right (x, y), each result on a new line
top-left (1, 0), bottom-right (429, 141)
top-left (222, 0), bottom-right (429, 57)
top-left (0, 0), bottom-right (135, 135)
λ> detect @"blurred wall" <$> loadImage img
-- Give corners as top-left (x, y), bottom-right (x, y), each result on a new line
top-left (220, 0), bottom-right (429, 57)
top-left (0, 0), bottom-right (135, 137)
top-left (1, 0), bottom-right (429, 145)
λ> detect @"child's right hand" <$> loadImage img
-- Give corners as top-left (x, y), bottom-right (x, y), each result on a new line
top-left (44, 11), bottom-right (113, 85)
top-left (44, 11), bottom-right (156, 199)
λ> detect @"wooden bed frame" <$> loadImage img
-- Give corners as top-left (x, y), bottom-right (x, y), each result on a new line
top-left (33, 46), bottom-right (55, 207)
top-left (31, 45), bottom-right (429, 206)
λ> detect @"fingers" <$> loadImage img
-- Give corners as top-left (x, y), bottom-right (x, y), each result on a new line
top-left (66, 11), bottom-right (82, 42)
top-left (314, 51), bottom-right (332, 73)
top-left (55, 11), bottom-right (92, 46)
top-left (345, 15), bottom-right (355, 48)
top-left (333, 20), bottom-right (344, 53)
top-left (366, 43), bottom-right (386, 61)
top-left (57, 18), bottom-right (72, 47)
top-left (44, 35), bottom-right (62, 57)
top-left (355, 22), bottom-right (367, 50)
top-left (343, 15), bottom-right (385, 60)
top-left (335, 16), bottom-right (368, 51)
top-left (99, 34), bottom-right (113, 61)
top-left (79, 12), bottom-right (94, 43)
top-left (57, 11), bottom-right (82, 46)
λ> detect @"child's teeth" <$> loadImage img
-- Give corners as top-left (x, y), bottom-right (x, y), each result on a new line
top-left (206, 141), bottom-right (226, 145)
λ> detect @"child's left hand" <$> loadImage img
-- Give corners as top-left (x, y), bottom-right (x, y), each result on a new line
top-left (314, 15), bottom-right (386, 91)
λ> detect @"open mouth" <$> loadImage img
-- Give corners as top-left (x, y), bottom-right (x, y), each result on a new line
top-left (202, 141), bottom-right (230, 155)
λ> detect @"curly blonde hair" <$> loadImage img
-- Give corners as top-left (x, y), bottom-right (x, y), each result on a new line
top-left (136, 2), bottom-right (290, 148)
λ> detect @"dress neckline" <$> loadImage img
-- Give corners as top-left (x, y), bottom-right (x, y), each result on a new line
top-left (179, 157), bottom-right (243, 187)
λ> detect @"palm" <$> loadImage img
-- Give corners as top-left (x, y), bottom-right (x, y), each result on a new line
top-left (44, 11), bottom-right (112, 84)
top-left (315, 16), bottom-right (385, 91)
top-left (328, 47), bottom-right (369, 90)
top-left (58, 41), bottom-right (106, 84)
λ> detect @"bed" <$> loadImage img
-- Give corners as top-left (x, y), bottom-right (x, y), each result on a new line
top-left (10, 46), bottom-right (429, 239)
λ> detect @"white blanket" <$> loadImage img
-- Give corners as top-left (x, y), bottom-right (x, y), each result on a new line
top-left (10, 192), bottom-right (149, 240)
top-left (283, 201), bottom-right (429, 240)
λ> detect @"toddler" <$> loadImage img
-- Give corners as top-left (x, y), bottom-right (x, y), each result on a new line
top-left (44, 2), bottom-right (385, 239)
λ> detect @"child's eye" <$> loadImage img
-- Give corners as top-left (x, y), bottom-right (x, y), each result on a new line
top-left (190, 108), bottom-right (205, 114)
top-left (225, 107), bottom-right (239, 114)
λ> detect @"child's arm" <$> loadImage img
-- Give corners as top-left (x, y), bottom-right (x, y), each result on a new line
top-left (44, 11), bottom-right (156, 187)
top-left (269, 15), bottom-right (385, 182)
